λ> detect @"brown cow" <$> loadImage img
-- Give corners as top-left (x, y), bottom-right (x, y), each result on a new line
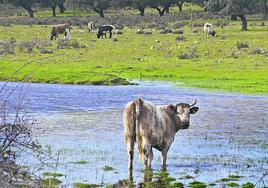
top-left (50, 23), bottom-right (71, 40)
top-left (123, 98), bottom-right (199, 170)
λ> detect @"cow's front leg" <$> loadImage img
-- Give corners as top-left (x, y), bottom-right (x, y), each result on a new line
top-left (109, 31), bottom-right (112, 38)
top-left (147, 147), bottom-right (153, 169)
top-left (161, 151), bottom-right (167, 171)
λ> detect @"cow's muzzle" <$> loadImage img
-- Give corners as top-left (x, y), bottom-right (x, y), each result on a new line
top-left (181, 123), bottom-right (190, 129)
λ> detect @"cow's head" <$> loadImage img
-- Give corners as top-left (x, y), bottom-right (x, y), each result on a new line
top-left (169, 100), bottom-right (199, 129)
top-left (176, 100), bottom-right (199, 129)
top-left (50, 34), bottom-right (54, 41)
top-left (96, 32), bottom-right (101, 38)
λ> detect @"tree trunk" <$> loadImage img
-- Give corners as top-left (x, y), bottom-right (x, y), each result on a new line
top-left (231, 15), bottom-right (237, 20)
top-left (177, 0), bottom-right (185, 12)
top-left (51, 5), bottom-right (56, 17)
top-left (238, 14), bottom-right (247, 30)
top-left (155, 7), bottom-right (166, 17)
top-left (139, 8), bottom-right (145, 16)
top-left (27, 8), bottom-right (34, 18)
top-left (58, 3), bottom-right (65, 13)
top-left (178, 4), bottom-right (182, 12)
top-left (165, 6), bottom-right (170, 13)
top-left (94, 8), bottom-right (105, 18)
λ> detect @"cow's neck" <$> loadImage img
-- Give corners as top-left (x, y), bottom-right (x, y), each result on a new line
top-left (174, 115), bottom-right (182, 132)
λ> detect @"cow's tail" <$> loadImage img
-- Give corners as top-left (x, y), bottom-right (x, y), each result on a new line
top-left (123, 98), bottom-right (143, 161)
top-left (123, 101), bottom-right (136, 161)
top-left (135, 98), bottom-right (143, 160)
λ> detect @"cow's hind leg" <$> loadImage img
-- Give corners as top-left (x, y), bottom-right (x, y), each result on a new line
top-left (126, 138), bottom-right (134, 170)
top-left (143, 143), bottom-right (153, 169)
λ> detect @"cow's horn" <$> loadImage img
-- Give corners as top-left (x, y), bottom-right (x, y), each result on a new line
top-left (190, 99), bottom-right (197, 107)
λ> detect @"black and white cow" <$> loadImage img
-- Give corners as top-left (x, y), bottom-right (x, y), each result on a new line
top-left (96, 25), bottom-right (117, 39)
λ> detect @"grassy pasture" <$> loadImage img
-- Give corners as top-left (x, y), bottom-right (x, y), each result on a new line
top-left (0, 20), bottom-right (267, 93)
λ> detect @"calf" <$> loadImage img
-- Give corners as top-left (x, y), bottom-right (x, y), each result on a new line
top-left (123, 98), bottom-right (199, 170)
top-left (96, 25), bottom-right (117, 39)
top-left (204, 22), bottom-right (216, 37)
top-left (50, 23), bottom-right (71, 40)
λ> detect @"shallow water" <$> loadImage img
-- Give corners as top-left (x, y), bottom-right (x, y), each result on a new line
top-left (1, 81), bottom-right (268, 187)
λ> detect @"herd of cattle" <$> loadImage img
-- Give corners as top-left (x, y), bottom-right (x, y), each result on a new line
top-left (49, 21), bottom-right (209, 171)
top-left (49, 22), bottom-right (216, 40)
top-left (49, 22), bottom-right (117, 40)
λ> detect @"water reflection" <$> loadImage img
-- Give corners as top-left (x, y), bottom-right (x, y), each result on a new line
top-left (113, 169), bottom-right (184, 188)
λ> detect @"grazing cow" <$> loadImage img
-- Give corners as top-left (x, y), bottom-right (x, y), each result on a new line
top-left (96, 25), bottom-right (117, 39)
top-left (50, 23), bottom-right (71, 40)
top-left (204, 22), bottom-right (216, 37)
top-left (123, 98), bottom-right (199, 170)
top-left (88, 22), bottom-right (95, 32)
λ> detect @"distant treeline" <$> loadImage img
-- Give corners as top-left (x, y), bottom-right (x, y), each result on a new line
top-left (0, 0), bottom-right (267, 30)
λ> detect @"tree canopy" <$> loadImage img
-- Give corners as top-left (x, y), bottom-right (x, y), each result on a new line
top-left (206, 0), bottom-right (261, 30)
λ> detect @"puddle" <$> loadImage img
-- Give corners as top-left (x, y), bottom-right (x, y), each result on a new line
top-left (0, 81), bottom-right (267, 186)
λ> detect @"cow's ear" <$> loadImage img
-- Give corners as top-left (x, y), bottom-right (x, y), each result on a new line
top-left (167, 105), bottom-right (176, 112)
top-left (190, 107), bottom-right (199, 114)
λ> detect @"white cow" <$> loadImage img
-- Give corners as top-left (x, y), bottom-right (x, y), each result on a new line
top-left (123, 98), bottom-right (199, 170)
top-left (204, 22), bottom-right (216, 37)
top-left (88, 22), bottom-right (95, 32)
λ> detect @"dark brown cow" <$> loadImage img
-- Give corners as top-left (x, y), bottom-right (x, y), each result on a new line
top-left (50, 23), bottom-right (71, 40)
top-left (123, 98), bottom-right (199, 170)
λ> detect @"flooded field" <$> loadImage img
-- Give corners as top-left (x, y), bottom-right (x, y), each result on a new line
top-left (1, 82), bottom-right (268, 187)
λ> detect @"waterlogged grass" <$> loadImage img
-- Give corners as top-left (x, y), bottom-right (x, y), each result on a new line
top-left (74, 182), bottom-right (101, 188)
top-left (189, 181), bottom-right (207, 188)
top-left (72, 160), bottom-right (89, 165)
top-left (0, 21), bottom-right (267, 93)
top-left (41, 178), bottom-right (62, 187)
top-left (242, 182), bottom-right (254, 188)
top-left (43, 172), bottom-right (64, 177)
top-left (220, 175), bottom-right (243, 182)
top-left (102, 165), bottom-right (114, 171)
top-left (227, 182), bottom-right (240, 187)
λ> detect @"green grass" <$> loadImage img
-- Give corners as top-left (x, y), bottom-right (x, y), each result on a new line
top-left (0, 20), bottom-right (268, 93)
top-left (189, 181), bottom-right (207, 188)
top-left (74, 182), bottom-right (101, 188)
top-left (72, 160), bottom-right (89, 164)
top-left (227, 182), bottom-right (240, 187)
top-left (102, 165), bottom-right (114, 171)
top-left (43, 172), bottom-right (64, 177)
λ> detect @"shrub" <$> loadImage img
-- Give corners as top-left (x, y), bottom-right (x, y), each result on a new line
top-left (136, 29), bottom-right (144, 34)
top-left (116, 30), bottom-right (123, 35)
top-left (191, 29), bottom-right (198, 34)
top-left (250, 47), bottom-right (266, 55)
top-left (18, 41), bottom-right (36, 53)
top-left (178, 47), bottom-right (199, 59)
top-left (57, 39), bottom-right (70, 49)
top-left (160, 28), bottom-right (173, 34)
top-left (144, 31), bottom-right (152, 35)
top-left (237, 41), bottom-right (249, 50)
top-left (112, 38), bottom-right (118, 42)
top-left (35, 40), bottom-right (52, 49)
top-left (0, 39), bottom-right (16, 55)
top-left (173, 30), bottom-right (183, 34)
top-left (40, 49), bottom-right (54, 54)
top-left (175, 36), bottom-right (186, 41)
top-left (173, 21), bottom-right (188, 29)
top-left (71, 40), bottom-right (86, 49)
